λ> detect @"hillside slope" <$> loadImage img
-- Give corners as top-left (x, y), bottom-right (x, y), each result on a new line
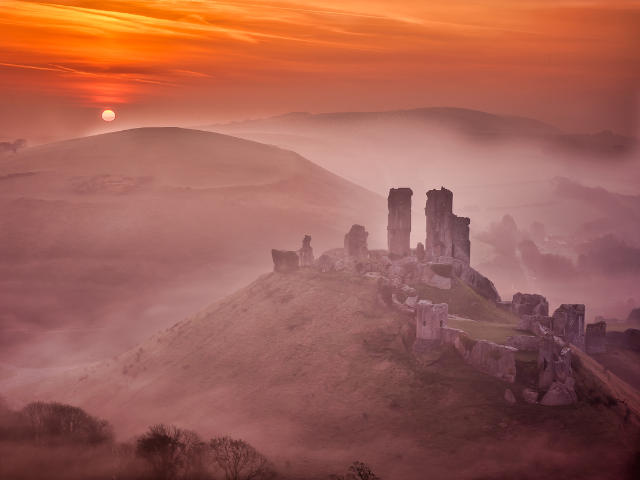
top-left (9, 270), bottom-right (637, 479)
top-left (0, 128), bottom-right (385, 365)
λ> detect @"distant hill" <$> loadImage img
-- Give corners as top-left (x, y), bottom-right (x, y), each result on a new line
top-left (205, 107), bottom-right (636, 157)
top-left (6, 269), bottom-right (635, 479)
top-left (213, 107), bottom-right (560, 138)
top-left (0, 128), bottom-right (385, 365)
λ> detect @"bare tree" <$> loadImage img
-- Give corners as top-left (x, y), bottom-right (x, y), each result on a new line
top-left (331, 461), bottom-right (380, 480)
top-left (135, 424), bottom-right (205, 480)
top-left (207, 436), bottom-right (274, 480)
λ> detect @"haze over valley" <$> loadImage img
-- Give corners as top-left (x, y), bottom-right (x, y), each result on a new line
top-left (1, 1), bottom-right (639, 479)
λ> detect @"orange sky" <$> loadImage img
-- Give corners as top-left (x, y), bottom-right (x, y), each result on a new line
top-left (1, 0), bottom-right (638, 141)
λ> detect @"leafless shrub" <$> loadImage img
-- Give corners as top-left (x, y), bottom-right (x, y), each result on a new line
top-left (135, 423), bottom-right (206, 480)
top-left (207, 436), bottom-right (275, 480)
top-left (331, 461), bottom-right (380, 480)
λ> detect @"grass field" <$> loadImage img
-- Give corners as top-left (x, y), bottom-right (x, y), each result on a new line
top-left (414, 278), bottom-right (520, 324)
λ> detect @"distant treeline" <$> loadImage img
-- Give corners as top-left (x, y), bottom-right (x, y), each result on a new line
top-left (0, 399), bottom-right (379, 480)
top-left (0, 138), bottom-right (26, 154)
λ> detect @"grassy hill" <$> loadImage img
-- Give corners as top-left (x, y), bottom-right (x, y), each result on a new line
top-left (0, 128), bottom-right (385, 366)
top-left (416, 278), bottom-right (519, 325)
top-left (7, 269), bottom-right (637, 479)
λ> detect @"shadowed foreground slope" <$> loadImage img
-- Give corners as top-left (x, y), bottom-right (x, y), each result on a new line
top-left (10, 270), bottom-right (638, 479)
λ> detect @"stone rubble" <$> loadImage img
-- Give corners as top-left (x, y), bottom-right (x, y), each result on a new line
top-left (271, 185), bottom-right (588, 407)
top-left (540, 381), bottom-right (578, 406)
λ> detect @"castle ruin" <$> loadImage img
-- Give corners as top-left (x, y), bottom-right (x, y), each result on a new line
top-left (416, 301), bottom-right (448, 342)
top-left (344, 224), bottom-right (369, 258)
top-left (387, 188), bottom-right (413, 258)
top-left (299, 235), bottom-right (314, 266)
top-left (269, 185), bottom-right (592, 405)
top-left (585, 320), bottom-right (607, 354)
top-left (424, 187), bottom-right (470, 263)
top-left (552, 304), bottom-right (585, 345)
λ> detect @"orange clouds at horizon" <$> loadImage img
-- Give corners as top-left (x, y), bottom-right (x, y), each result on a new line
top-left (1, 0), bottom-right (638, 140)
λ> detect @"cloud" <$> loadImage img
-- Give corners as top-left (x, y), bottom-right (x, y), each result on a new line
top-left (518, 239), bottom-right (577, 280)
top-left (476, 214), bottom-right (521, 258)
top-left (577, 234), bottom-right (640, 275)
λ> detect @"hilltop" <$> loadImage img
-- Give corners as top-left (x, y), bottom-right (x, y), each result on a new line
top-left (0, 128), bottom-right (385, 365)
top-left (206, 106), bottom-right (636, 159)
top-left (7, 268), bottom-right (638, 479)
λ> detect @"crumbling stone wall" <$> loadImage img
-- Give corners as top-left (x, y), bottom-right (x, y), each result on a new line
top-left (387, 188), bottom-right (413, 258)
top-left (511, 293), bottom-right (549, 317)
top-left (552, 304), bottom-right (585, 344)
top-left (439, 327), bottom-right (517, 383)
top-left (416, 301), bottom-right (448, 341)
top-left (538, 335), bottom-right (572, 390)
top-left (344, 224), bottom-right (369, 259)
top-left (468, 340), bottom-right (517, 383)
top-left (425, 187), bottom-right (471, 264)
top-left (506, 334), bottom-right (540, 351)
top-left (271, 249), bottom-right (299, 272)
top-left (451, 216), bottom-right (471, 264)
top-left (537, 334), bottom-right (577, 405)
top-left (585, 321), bottom-right (607, 354)
top-left (298, 235), bottom-right (314, 267)
top-left (517, 314), bottom-right (552, 336)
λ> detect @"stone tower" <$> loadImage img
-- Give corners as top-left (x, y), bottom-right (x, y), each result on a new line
top-left (425, 187), bottom-right (470, 263)
top-left (387, 188), bottom-right (413, 257)
top-left (425, 187), bottom-right (454, 260)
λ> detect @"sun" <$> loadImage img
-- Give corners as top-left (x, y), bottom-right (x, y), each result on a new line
top-left (101, 109), bottom-right (116, 122)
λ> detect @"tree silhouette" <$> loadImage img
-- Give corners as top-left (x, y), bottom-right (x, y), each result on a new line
top-left (331, 461), bottom-right (380, 480)
top-left (136, 424), bottom-right (205, 480)
top-left (21, 401), bottom-right (113, 445)
top-left (207, 436), bottom-right (274, 480)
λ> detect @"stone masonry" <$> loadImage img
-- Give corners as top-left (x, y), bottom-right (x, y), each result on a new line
top-left (511, 293), bottom-right (549, 317)
top-left (271, 249), bottom-right (299, 272)
top-left (416, 301), bottom-right (448, 341)
top-left (552, 304), bottom-right (585, 345)
top-left (425, 187), bottom-right (470, 263)
top-left (387, 188), bottom-right (413, 258)
top-left (298, 235), bottom-right (314, 267)
top-left (585, 321), bottom-right (607, 354)
top-left (344, 224), bottom-right (369, 259)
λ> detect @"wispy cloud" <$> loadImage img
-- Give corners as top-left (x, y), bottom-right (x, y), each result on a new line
top-left (0, 0), bottom-right (636, 134)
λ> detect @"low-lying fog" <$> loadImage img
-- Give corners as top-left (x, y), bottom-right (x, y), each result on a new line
top-left (1, 109), bottom-right (638, 373)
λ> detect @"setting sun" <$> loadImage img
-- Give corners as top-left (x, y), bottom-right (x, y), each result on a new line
top-left (101, 109), bottom-right (116, 122)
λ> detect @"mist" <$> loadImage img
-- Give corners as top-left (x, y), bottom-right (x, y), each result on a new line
top-left (208, 109), bottom-right (640, 320)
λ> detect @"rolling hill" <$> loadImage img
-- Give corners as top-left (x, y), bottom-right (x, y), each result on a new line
top-left (0, 128), bottom-right (386, 366)
top-left (5, 269), bottom-right (637, 479)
